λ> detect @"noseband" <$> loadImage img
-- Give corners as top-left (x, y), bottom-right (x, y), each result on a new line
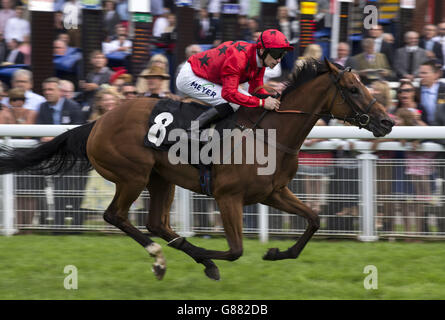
top-left (327, 67), bottom-right (377, 128)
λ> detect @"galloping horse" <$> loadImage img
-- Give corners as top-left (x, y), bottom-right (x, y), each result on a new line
top-left (0, 59), bottom-right (394, 280)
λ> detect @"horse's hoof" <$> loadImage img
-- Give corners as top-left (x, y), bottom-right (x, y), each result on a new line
top-left (152, 263), bottom-right (166, 280)
top-left (204, 265), bottom-right (220, 281)
top-left (263, 248), bottom-right (279, 261)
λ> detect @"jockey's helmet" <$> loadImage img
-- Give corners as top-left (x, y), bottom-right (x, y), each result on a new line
top-left (257, 29), bottom-right (294, 62)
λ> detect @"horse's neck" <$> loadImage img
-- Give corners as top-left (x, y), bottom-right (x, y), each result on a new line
top-left (267, 77), bottom-right (331, 152)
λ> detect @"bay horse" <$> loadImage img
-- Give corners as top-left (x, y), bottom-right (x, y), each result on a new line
top-left (0, 58), bottom-right (394, 281)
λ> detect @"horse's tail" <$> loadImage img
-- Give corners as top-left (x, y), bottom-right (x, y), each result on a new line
top-left (0, 121), bottom-right (96, 175)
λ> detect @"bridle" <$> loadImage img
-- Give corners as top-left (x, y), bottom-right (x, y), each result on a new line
top-left (326, 67), bottom-right (376, 128)
top-left (274, 67), bottom-right (377, 128)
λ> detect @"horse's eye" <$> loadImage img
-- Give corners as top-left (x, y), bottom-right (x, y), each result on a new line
top-left (350, 87), bottom-right (358, 94)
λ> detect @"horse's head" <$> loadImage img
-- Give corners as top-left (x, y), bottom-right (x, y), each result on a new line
top-left (323, 58), bottom-right (394, 137)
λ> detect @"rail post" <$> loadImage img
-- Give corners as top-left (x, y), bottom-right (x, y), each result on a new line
top-left (259, 204), bottom-right (269, 243)
top-left (357, 151), bottom-right (378, 242)
top-left (1, 137), bottom-right (16, 236)
top-left (177, 187), bottom-right (194, 237)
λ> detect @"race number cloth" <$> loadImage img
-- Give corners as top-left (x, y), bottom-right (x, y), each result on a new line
top-left (143, 98), bottom-right (237, 151)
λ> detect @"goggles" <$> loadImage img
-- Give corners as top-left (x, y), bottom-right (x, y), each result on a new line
top-left (268, 48), bottom-right (287, 60)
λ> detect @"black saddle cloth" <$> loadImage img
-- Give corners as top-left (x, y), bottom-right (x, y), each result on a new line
top-left (144, 99), bottom-right (238, 151)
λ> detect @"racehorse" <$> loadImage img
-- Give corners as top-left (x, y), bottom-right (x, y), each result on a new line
top-left (0, 58), bottom-right (394, 281)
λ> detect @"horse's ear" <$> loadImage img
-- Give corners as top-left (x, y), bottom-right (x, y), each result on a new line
top-left (324, 57), bottom-right (338, 74)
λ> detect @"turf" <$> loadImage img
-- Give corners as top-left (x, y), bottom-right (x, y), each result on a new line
top-left (0, 234), bottom-right (444, 300)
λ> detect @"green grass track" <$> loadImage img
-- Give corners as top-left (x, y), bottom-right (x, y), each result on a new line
top-left (0, 234), bottom-right (444, 300)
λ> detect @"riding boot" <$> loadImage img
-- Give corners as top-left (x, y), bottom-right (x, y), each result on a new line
top-left (187, 103), bottom-right (234, 131)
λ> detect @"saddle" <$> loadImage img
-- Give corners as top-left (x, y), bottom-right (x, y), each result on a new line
top-left (144, 99), bottom-right (239, 196)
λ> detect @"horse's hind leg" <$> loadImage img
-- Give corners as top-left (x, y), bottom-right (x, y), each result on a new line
top-left (103, 181), bottom-right (167, 280)
top-left (146, 170), bottom-right (220, 280)
top-left (261, 187), bottom-right (320, 261)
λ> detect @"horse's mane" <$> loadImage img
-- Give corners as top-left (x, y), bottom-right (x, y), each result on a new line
top-left (280, 58), bottom-right (343, 100)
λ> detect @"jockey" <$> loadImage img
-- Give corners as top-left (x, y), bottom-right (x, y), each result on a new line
top-left (176, 29), bottom-right (293, 130)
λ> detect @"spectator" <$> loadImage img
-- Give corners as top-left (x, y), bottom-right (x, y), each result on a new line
top-left (150, 0), bottom-right (165, 17)
top-left (2, 88), bottom-right (40, 232)
top-left (417, 60), bottom-right (445, 125)
top-left (56, 32), bottom-right (71, 46)
top-left (391, 80), bottom-right (418, 234)
top-left (368, 24), bottom-right (394, 67)
top-left (333, 42), bottom-right (350, 67)
top-left (345, 38), bottom-right (392, 85)
top-left (394, 31), bottom-right (429, 81)
top-left (103, 0), bottom-right (121, 38)
top-left (59, 79), bottom-right (75, 99)
top-left (194, 8), bottom-right (220, 45)
top-left (102, 33), bottom-right (132, 55)
top-left (53, 39), bottom-right (67, 56)
top-left (18, 34), bottom-right (30, 65)
top-left (0, 87), bottom-right (15, 123)
top-left (87, 87), bottom-right (121, 121)
top-left (420, 24), bottom-right (443, 66)
top-left (301, 44), bottom-right (322, 60)
top-left (37, 77), bottom-right (83, 128)
top-left (0, 94), bottom-right (13, 123)
top-left (327, 128), bottom-right (359, 233)
top-left (395, 80), bottom-right (418, 111)
top-left (369, 80), bottom-right (397, 231)
top-left (115, 0), bottom-right (129, 22)
top-left (0, 0), bottom-right (16, 35)
top-left (395, 107), bottom-right (432, 235)
top-left (433, 22), bottom-right (445, 70)
top-left (275, 6), bottom-right (298, 72)
top-left (275, 6), bottom-right (298, 47)
top-left (297, 118), bottom-right (334, 218)
top-left (136, 53), bottom-right (170, 94)
top-left (53, 38), bottom-right (82, 86)
top-left (122, 83), bottom-right (137, 100)
top-left (153, 7), bottom-right (170, 38)
top-left (158, 12), bottom-right (177, 46)
top-left (370, 80), bottom-right (394, 113)
top-left (5, 38), bottom-right (24, 64)
top-left (0, 80), bottom-right (8, 101)
top-left (140, 65), bottom-right (180, 100)
top-left (1, 69), bottom-right (46, 114)
top-left (54, 10), bottom-right (67, 38)
top-left (36, 77), bottom-right (85, 230)
top-left (0, 31), bottom-right (7, 62)
top-left (383, 33), bottom-right (395, 45)
top-left (110, 71), bottom-right (132, 94)
top-left (236, 15), bottom-right (251, 42)
top-left (4, 6), bottom-right (30, 43)
top-left (79, 50), bottom-right (113, 119)
top-left (7, 87), bottom-right (34, 124)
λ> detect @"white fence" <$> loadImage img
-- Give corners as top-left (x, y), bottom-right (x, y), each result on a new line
top-left (1, 125), bottom-right (445, 242)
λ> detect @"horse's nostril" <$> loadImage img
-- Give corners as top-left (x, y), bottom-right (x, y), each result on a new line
top-left (381, 119), bottom-right (394, 128)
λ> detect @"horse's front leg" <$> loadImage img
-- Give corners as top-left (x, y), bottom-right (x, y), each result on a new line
top-left (261, 187), bottom-right (320, 261)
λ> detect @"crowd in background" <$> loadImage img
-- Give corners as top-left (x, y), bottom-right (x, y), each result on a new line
top-left (1, 0), bottom-right (445, 236)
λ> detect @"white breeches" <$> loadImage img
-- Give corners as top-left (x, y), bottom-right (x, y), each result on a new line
top-left (176, 62), bottom-right (251, 111)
